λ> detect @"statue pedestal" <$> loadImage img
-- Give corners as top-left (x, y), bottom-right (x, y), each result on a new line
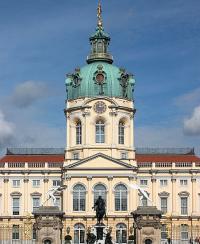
top-left (131, 206), bottom-right (162, 244)
top-left (33, 206), bottom-right (64, 244)
top-left (94, 223), bottom-right (106, 244)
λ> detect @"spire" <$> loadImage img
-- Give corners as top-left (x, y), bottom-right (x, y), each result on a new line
top-left (97, 0), bottom-right (103, 29)
top-left (86, 1), bottom-right (113, 64)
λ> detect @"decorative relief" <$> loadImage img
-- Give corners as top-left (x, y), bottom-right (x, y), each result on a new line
top-left (93, 65), bottom-right (107, 95)
top-left (66, 67), bottom-right (82, 88)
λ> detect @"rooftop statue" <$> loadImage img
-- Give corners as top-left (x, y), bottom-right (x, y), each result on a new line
top-left (42, 186), bottom-right (67, 206)
top-left (128, 183), bottom-right (153, 206)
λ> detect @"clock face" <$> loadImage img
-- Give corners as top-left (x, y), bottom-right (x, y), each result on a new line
top-left (94, 101), bottom-right (107, 114)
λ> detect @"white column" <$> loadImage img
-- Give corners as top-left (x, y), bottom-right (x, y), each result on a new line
top-left (191, 177), bottom-right (197, 215)
top-left (171, 177), bottom-right (177, 216)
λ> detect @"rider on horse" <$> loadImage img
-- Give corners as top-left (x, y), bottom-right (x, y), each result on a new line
top-left (93, 196), bottom-right (106, 223)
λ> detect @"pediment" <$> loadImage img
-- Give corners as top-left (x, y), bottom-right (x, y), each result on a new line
top-left (67, 153), bottom-right (134, 170)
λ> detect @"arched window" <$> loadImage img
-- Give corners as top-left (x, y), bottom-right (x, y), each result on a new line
top-left (73, 184), bottom-right (86, 211)
top-left (118, 121), bottom-right (125, 144)
top-left (96, 120), bottom-right (105, 143)
top-left (94, 184), bottom-right (107, 205)
top-left (74, 223), bottom-right (85, 244)
top-left (115, 184), bottom-right (127, 211)
top-left (76, 121), bottom-right (82, 144)
top-left (116, 223), bottom-right (127, 244)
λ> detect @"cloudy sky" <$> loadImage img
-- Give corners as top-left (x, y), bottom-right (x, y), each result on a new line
top-left (0, 0), bottom-right (199, 155)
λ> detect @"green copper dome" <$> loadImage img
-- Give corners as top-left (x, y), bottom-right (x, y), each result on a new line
top-left (65, 2), bottom-right (135, 101)
top-left (65, 62), bottom-right (135, 101)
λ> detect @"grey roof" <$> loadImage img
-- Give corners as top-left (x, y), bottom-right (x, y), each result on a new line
top-left (6, 147), bottom-right (195, 156)
top-left (6, 148), bottom-right (65, 155)
top-left (136, 147), bottom-right (194, 155)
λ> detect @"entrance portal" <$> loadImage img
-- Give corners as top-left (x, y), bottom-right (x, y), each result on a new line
top-left (44, 240), bottom-right (52, 244)
top-left (145, 239), bottom-right (152, 244)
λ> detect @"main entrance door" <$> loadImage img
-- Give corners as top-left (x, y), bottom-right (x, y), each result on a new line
top-left (145, 239), bottom-right (152, 244)
top-left (44, 240), bottom-right (52, 244)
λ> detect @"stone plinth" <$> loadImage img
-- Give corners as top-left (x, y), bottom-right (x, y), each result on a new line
top-left (33, 206), bottom-right (64, 244)
top-left (131, 206), bottom-right (162, 244)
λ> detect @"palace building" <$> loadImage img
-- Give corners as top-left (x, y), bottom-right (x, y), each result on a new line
top-left (0, 2), bottom-right (200, 244)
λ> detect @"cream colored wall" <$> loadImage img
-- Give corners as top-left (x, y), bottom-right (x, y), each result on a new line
top-left (64, 97), bottom-right (136, 165)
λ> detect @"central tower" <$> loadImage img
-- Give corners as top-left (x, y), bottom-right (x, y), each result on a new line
top-left (64, 1), bottom-right (136, 166)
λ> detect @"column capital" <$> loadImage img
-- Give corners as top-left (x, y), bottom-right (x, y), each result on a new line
top-left (43, 177), bottom-right (49, 183)
top-left (191, 177), bottom-right (197, 182)
top-left (151, 178), bottom-right (157, 183)
top-left (171, 177), bottom-right (176, 182)
top-left (3, 178), bottom-right (9, 183)
top-left (23, 178), bottom-right (29, 183)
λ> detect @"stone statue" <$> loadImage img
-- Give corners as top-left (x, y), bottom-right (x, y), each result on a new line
top-left (105, 232), bottom-right (113, 244)
top-left (42, 186), bottom-right (67, 206)
top-left (93, 196), bottom-right (106, 223)
top-left (86, 229), bottom-right (96, 244)
top-left (128, 183), bottom-right (153, 205)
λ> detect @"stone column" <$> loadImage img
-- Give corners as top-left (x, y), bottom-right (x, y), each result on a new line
top-left (66, 177), bottom-right (72, 213)
top-left (3, 177), bottom-right (9, 215)
top-left (43, 177), bottom-right (49, 205)
top-left (87, 176), bottom-right (92, 214)
top-left (23, 178), bottom-right (29, 214)
top-left (151, 177), bottom-right (157, 205)
top-left (191, 177), bottom-right (197, 215)
top-left (107, 176), bottom-right (113, 215)
top-left (171, 177), bottom-right (177, 216)
top-left (129, 176), bottom-right (137, 211)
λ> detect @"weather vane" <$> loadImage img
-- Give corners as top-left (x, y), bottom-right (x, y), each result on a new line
top-left (97, 0), bottom-right (103, 28)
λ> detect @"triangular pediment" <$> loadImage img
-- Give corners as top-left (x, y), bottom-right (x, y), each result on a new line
top-left (66, 153), bottom-right (134, 170)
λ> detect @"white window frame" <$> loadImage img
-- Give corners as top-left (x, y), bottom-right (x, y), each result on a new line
top-left (180, 224), bottom-right (189, 240)
top-left (53, 180), bottom-right (61, 187)
top-left (160, 179), bottom-right (168, 186)
top-left (12, 180), bottom-right (20, 187)
top-left (12, 197), bottom-right (20, 215)
top-left (32, 197), bottom-right (40, 212)
top-left (180, 179), bottom-right (188, 186)
top-left (12, 225), bottom-right (20, 240)
top-left (140, 179), bottom-right (148, 186)
top-left (32, 180), bottom-right (40, 187)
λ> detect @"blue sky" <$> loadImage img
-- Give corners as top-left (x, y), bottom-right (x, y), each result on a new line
top-left (0, 0), bottom-right (200, 155)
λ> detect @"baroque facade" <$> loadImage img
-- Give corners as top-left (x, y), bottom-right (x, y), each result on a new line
top-left (0, 2), bottom-right (200, 244)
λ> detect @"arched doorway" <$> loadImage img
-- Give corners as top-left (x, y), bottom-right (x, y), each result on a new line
top-left (44, 240), bottom-right (52, 244)
top-left (145, 239), bottom-right (152, 244)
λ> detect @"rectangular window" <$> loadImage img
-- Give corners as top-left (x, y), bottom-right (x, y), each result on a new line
top-left (161, 197), bottom-right (168, 214)
top-left (55, 197), bottom-right (61, 209)
top-left (12, 180), bottom-right (20, 187)
top-left (32, 197), bottom-right (40, 212)
top-left (161, 224), bottom-right (168, 240)
top-left (13, 197), bottom-right (20, 215)
top-left (32, 180), bottom-right (40, 187)
top-left (121, 152), bottom-right (128, 159)
top-left (181, 224), bottom-right (189, 240)
top-left (73, 152), bottom-right (79, 160)
top-left (96, 122), bottom-right (105, 143)
top-left (181, 197), bottom-right (188, 215)
top-left (140, 180), bottom-right (148, 186)
top-left (160, 180), bottom-right (168, 186)
top-left (53, 180), bottom-right (61, 187)
top-left (180, 179), bottom-right (188, 186)
top-left (12, 225), bottom-right (19, 240)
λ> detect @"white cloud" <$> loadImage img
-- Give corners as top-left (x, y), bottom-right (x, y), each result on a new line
top-left (0, 110), bottom-right (15, 148)
top-left (10, 81), bottom-right (48, 108)
top-left (184, 106), bottom-right (200, 135)
top-left (175, 87), bottom-right (200, 109)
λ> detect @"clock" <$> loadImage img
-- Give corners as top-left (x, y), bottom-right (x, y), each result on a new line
top-left (94, 101), bottom-right (107, 114)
